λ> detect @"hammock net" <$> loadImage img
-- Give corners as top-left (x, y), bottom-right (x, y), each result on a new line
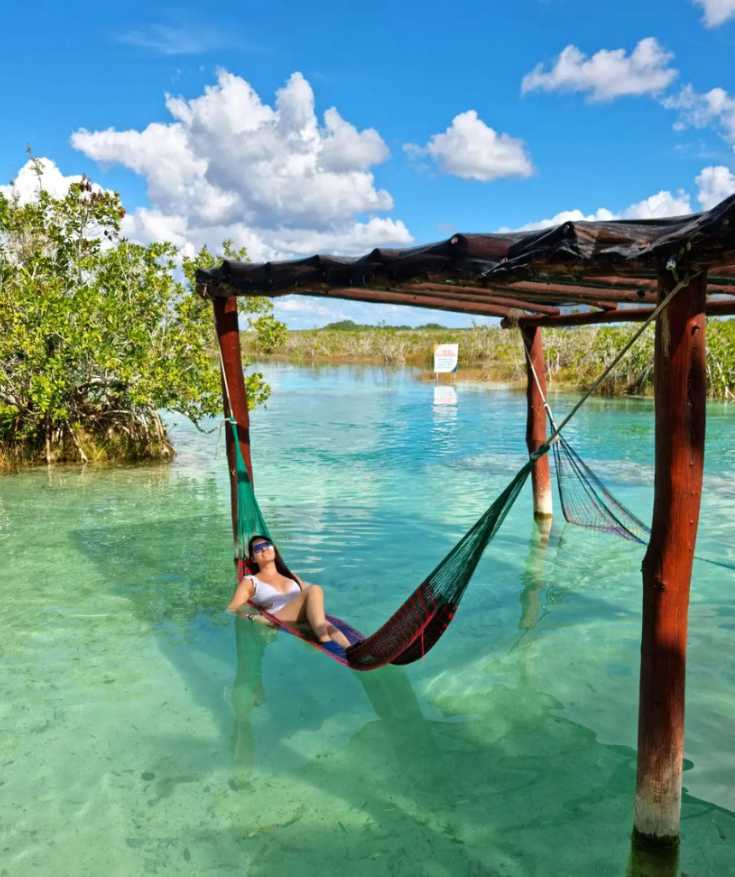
top-left (228, 419), bottom-right (537, 671)
top-left (552, 433), bottom-right (649, 543)
top-left (552, 430), bottom-right (735, 572)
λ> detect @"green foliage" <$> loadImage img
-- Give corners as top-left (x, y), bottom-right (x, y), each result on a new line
top-left (251, 319), bottom-right (735, 399)
top-left (0, 165), bottom-right (285, 468)
top-left (317, 319), bottom-right (450, 331)
top-left (321, 319), bottom-right (366, 331)
top-left (250, 313), bottom-right (289, 353)
top-left (705, 320), bottom-right (735, 399)
top-left (588, 325), bottom-right (655, 395)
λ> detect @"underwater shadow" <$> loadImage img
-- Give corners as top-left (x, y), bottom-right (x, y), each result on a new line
top-left (204, 645), bottom-right (735, 877)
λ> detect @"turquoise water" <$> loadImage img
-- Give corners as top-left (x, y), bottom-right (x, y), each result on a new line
top-left (1, 363), bottom-right (734, 876)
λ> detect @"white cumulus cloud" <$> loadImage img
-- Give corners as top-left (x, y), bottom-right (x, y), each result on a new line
top-left (500, 207), bottom-right (615, 232)
top-left (521, 37), bottom-right (677, 102)
top-left (71, 69), bottom-right (412, 260)
top-left (696, 165), bottom-right (735, 208)
top-left (0, 157), bottom-right (104, 204)
top-left (662, 84), bottom-right (735, 150)
top-left (621, 189), bottom-right (692, 218)
top-left (405, 110), bottom-right (533, 181)
top-left (501, 187), bottom-right (692, 232)
top-left (694, 0), bottom-right (735, 27)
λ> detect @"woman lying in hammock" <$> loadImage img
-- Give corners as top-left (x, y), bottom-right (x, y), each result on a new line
top-left (227, 535), bottom-right (351, 651)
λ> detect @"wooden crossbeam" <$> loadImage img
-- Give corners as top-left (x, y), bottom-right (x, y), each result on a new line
top-left (501, 297), bottom-right (735, 328)
top-left (408, 279), bottom-right (658, 306)
top-left (400, 283), bottom-right (560, 314)
top-left (295, 287), bottom-right (521, 319)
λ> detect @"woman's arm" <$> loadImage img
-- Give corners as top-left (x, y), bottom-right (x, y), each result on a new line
top-left (227, 576), bottom-right (255, 613)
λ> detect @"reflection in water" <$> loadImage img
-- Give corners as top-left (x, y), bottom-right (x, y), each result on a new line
top-left (626, 835), bottom-right (680, 877)
top-left (232, 617), bottom-right (274, 770)
top-left (230, 618), bottom-right (440, 785)
top-left (354, 665), bottom-right (443, 791)
top-left (519, 524), bottom-right (551, 631)
top-left (433, 384), bottom-right (458, 407)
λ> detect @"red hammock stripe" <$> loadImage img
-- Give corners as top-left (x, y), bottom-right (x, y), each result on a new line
top-left (246, 601), bottom-right (364, 666)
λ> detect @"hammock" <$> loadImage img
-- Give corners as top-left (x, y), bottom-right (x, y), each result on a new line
top-left (552, 433), bottom-right (649, 543)
top-left (228, 417), bottom-right (538, 670)
top-left (222, 267), bottom-right (708, 669)
top-left (518, 339), bottom-right (735, 570)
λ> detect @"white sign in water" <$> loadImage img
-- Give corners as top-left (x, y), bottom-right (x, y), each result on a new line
top-left (434, 343), bottom-right (459, 373)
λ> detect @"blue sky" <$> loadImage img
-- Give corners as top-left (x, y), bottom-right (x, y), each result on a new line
top-left (3, 0), bottom-right (735, 327)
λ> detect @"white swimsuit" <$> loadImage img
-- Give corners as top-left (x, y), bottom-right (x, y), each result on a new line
top-left (249, 574), bottom-right (301, 615)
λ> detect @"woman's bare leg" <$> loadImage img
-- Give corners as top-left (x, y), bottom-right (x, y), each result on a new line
top-left (275, 586), bottom-right (350, 648)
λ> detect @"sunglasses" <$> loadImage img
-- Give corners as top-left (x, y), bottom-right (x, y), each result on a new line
top-left (252, 541), bottom-right (273, 554)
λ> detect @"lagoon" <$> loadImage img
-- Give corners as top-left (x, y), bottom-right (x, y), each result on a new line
top-left (1, 363), bottom-right (734, 876)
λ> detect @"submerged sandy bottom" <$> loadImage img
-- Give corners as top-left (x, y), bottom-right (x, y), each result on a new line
top-left (2, 364), bottom-right (734, 876)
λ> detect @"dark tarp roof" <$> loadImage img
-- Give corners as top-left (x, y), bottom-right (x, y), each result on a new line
top-left (197, 194), bottom-right (735, 301)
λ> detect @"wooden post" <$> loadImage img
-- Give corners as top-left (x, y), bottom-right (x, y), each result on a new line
top-left (521, 324), bottom-right (553, 521)
top-left (212, 295), bottom-right (253, 544)
top-left (634, 270), bottom-right (707, 845)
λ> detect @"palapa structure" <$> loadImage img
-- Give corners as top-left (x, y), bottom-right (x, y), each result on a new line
top-left (198, 193), bottom-right (735, 850)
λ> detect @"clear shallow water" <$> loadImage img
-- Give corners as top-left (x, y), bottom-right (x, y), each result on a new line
top-left (1, 363), bottom-right (734, 876)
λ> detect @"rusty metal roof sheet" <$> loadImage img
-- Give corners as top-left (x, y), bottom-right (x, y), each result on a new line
top-left (196, 194), bottom-right (735, 323)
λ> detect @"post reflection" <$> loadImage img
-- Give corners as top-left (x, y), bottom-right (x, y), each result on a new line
top-left (231, 616), bottom-right (274, 770)
top-left (519, 521), bottom-right (551, 631)
top-left (626, 835), bottom-right (680, 877)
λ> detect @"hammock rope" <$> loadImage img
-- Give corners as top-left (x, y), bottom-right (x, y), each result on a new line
top-left (521, 323), bottom-right (652, 542)
top-left (219, 265), bottom-right (706, 670)
top-left (520, 298), bottom-right (735, 569)
top-left (541, 269), bottom-right (702, 446)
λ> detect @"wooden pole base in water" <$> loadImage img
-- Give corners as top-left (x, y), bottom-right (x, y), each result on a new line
top-left (627, 834), bottom-right (680, 877)
top-left (521, 324), bottom-right (553, 521)
top-left (633, 270), bottom-right (707, 844)
top-left (213, 295), bottom-right (253, 543)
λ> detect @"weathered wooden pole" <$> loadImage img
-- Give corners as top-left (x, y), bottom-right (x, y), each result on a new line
top-left (634, 270), bottom-right (707, 846)
top-left (520, 324), bottom-right (553, 521)
top-left (212, 295), bottom-right (253, 544)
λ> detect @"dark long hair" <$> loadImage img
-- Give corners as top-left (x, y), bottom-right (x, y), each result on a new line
top-left (247, 534), bottom-right (299, 584)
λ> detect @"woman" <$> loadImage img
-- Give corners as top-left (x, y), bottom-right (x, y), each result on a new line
top-left (227, 535), bottom-right (351, 651)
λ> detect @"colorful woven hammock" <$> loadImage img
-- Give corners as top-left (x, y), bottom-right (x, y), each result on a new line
top-left (227, 419), bottom-right (540, 671)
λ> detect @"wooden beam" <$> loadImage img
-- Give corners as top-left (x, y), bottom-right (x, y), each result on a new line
top-left (501, 297), bottom-right (735, 328)
top-left (520, 325), bottom-right (552, 521)
top-left (505, 307), bottom-right (656, 328)
top-left (634, 271), bottom-right (707, 845)
top-left (405, 282), bottom-right (625, 311)
top-left (212, 296), bottom-right (253, 548)
top-left (581, 275), bottom-right (658, 290)
top-left (500, 280), bottom-right (656, 303)
top-left (295, 287), bottom-right (519, 318)
top-left (588, 273), bottom-right (735, 293)
top-left (402, 283), bottom-right (560, 315)
top-left (488, 291), bottom-right (625, 311)
top-left (706, 274), bottom-right (735, 288)
top-left (410, 279), bottom-right (657, 305)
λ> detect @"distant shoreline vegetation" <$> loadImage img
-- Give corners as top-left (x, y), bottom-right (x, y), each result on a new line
top-left (243, 319), bottom-right (735, 400)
